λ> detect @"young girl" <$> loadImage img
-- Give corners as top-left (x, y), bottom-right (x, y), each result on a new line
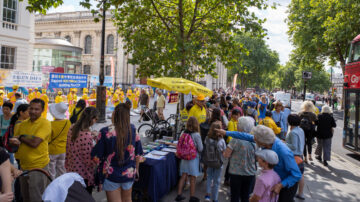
top-left (175, 116), bottom-right (203, 202)
top-left (204, 121), bottom-right (226, 202)
top-left (250, 149), bottom-right (281, 202)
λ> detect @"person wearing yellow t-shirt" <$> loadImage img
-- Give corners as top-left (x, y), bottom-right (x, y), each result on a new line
top-left (40, 89), bottom-right (49, 118)
top-left (188, 94), bottom-right (207, 124)
top-left (7, 85), bottom-right (18, 104)
top-left (0, 90), bottom-right (4, 107)
top-left (55, 91), bottom-right (64, 103)
top-left (27, 88), bottom-right (35, 102)
top-left (156, 89), bottom-right (166, 120)
top-left (112, 90), bottom-right (121, 107)
top-left (259, 110), bottom-right (281, 135)
top-left (67, 88), bottom-right (77, 113)
top-left (227, 109), bottom-right (241, 143)
top-left (34, 88), bottom-right (41, 99)
top-left (81, 88), bottom-right (89, 105)
top-left (12, 99), bottom-right (51, 200)
top-left (48, 102), bottom-right (71, 179)
top-left (89, 89), bottom-right (97, 107)
top-left (119, 90), bottom-right (125, 103)
top-left (133, 89), bottom-right (140, 109)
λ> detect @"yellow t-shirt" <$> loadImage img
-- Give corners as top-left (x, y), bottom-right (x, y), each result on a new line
top-left (188, 105), bottom-right (207, 124)
top-left (49, 120), bottom-right (71, 155)
top-left (14, 117), bottom-right (51, 170)
top-left (259, 117), bottom-right (281, 135)
top-left (55, 95), bottom-right (64, 103)
top-left (227, 119), bottom-right (238, 143)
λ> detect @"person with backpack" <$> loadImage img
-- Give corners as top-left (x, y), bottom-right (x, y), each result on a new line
top-left (175, 116), bottom-right (203, 202)
top-left (48, 102), bottom-right (71, 179)
top-left (203, 121), bottom-right (226, 202)
top-left (272, 102), bottom-right (286, 140)
top-left (298, 101), bottom-right (317, 163)
top-left (224, 116), bottom-right (257, 202)
top-left (70, 99), bottom-right (86, 124)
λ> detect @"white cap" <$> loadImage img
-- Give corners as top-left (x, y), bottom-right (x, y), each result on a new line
top-left (49, 102), bottom-right (68, 119)
top-left (255, 149), bottom-right (279, 165)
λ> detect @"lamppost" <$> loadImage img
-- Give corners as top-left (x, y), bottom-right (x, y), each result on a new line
top-left (96, 0), bottom-right (107, 123)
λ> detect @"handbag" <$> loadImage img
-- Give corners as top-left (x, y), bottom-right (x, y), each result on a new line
top-left (49, 121), bottom-right (68, 145)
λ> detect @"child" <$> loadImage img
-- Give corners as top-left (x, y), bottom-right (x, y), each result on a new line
top-left (250, 149), bottom-right (281, 202)
top-left (204, 121), bottom-right (226, 202)
top-left (175, 116), bottom-right (203, 202)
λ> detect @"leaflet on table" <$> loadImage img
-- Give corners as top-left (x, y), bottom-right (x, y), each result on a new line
top-left (151, 150), bottom-right (169, 156)
top-left (144, 153), bottom-right (165, 160)
top-left (162, 148), bottom-right (177, 153)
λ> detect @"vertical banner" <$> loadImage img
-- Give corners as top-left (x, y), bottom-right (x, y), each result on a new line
top-left (233, 74), bottom-right (238, 91)
top-left (110, 57), bottom-right (115, 87)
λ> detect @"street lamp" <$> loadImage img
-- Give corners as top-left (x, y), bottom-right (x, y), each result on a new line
top-left (96, 0), bottom-right (107, 123)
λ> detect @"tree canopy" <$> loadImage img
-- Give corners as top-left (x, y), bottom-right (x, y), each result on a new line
top-left (287, 0), bottom-right (360, 73)
top-left (227, 34), bottom-right (280, 91)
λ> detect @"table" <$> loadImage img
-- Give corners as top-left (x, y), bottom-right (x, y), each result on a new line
top-left (134, 152), bottom-right (179, 202)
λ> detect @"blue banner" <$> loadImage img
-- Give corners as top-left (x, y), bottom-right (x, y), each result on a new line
top-left (49, 73), bottom-right (88, 88)
top-left (89, 75), bottom-right (113, 88)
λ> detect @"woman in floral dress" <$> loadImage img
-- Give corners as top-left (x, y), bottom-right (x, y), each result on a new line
top-left (92, 103), bottom-right (143, 202)
top-left (65, 107), bottom-right (98, 194)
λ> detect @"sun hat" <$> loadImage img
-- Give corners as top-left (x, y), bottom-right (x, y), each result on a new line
top-left (49, 102), bottom-right (68, 120)
top-left (255, 149), bottom-right (279, 165)
top-left (197, 94), bottom-right (205, 101)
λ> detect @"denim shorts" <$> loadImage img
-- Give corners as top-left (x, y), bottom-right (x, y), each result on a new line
top-left (103, 179), bottom-right (134, 191)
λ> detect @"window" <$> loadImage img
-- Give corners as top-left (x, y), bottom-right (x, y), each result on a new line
top-left (349, 41), bottom-right (360, 63)
top-left (107, 34), bottom-right (114, 54)
top-left (84, 35), bottom-right (92, 54)
top-left (3, 0), bottom-right (17, 23)
top-left (83, 65), bottom-right (91, 74)
top-left (0, 46), bottom-right (16, 69)
top-left (105, 65), bottom-right (111, 76)
top-left (65, 35), bottom-right (71, 43)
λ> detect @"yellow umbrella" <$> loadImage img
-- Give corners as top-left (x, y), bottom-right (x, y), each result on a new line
top-left (147, 77), bottom-right (213, 97)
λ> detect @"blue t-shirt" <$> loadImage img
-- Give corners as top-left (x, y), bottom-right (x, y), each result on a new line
top-left (0, 115), bottom-right (10, 137)
top-left (258, 101), bottom-right (267, 119)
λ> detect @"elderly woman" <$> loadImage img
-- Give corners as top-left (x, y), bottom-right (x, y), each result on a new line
top-left (299, 101), bottom-right (317, 163)
top-left (218, 125), bottom-right (302, 202)
top-left (286, 114), bottom-right (306, 200)
top-left (315, 105), bottom-right (336, 166)
top-left (224, 117), bottom-right (256, 202)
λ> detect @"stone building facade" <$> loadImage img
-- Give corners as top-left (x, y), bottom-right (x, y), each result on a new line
top-left (35, 11), bottom-right (227, 89)
top-left (0, 0), bottom-right (34, 71)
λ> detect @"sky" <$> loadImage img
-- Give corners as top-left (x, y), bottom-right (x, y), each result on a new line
top-left (48, 0), bottom-right (293, 65)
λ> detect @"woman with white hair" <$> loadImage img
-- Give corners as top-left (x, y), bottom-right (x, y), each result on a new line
top-left (315, 105), bottom-right (336, 166)
top-left (299, 101), bottom-right (317, 163)
top-left (218, 125), bottom-right (302, 202)
top-left (224, 117), bottom-right (256, 202)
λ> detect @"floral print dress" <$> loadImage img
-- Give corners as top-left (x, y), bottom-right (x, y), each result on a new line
top-left (91, 124), bottom-right (143, 184)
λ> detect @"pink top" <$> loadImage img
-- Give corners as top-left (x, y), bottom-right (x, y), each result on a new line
top-left (253, 169), bottom-right (281, 202)
top-left (65, 127), bottom-right (96, 186)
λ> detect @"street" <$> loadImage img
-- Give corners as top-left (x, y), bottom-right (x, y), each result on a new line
top-left (88, 99), bottom-right (360, 202)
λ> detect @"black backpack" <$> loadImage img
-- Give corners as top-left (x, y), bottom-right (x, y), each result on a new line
top-left (201, 137), bottom-right (223, 168)
top-left (70, 108), bottom-right (84, 124)
top-left (300, 116), bottom-right (313, 132)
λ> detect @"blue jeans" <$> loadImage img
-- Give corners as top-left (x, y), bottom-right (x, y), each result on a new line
top-left (206, 166), bottom-right (223, 201)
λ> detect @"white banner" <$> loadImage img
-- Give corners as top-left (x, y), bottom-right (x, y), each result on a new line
top-left (0, 70), bottom-right (43, 88)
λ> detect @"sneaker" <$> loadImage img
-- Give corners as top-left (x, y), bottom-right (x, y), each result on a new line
top-left (204, 195), bottom-right (210, 202)
top-left (189, 196), bottom-right (200, 202)
top-left (175, 195), bottom-right (186, 201)
top-left (295, 194), bottom-right (305, 200)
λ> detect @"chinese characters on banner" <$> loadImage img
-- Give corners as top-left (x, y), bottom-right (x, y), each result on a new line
top-left (49, 73), bottom-right (88, 88)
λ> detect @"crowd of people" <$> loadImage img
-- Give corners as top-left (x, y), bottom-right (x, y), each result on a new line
top-left (173, 89), bottom-right (337, 202)
top-left (0, 85), bottom-right (338, 202)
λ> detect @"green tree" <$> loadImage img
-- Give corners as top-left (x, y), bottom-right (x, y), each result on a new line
top-left (287, 0), bottom-right (360, 74)
top-left (227, 34), bottom-right (280, 91)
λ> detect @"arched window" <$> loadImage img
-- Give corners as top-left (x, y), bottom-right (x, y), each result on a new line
top-left (106, 34), bottom-right (114, 54)
top-left (64, 35), bottom-right (71, 43)
top-left (84, 35), bottom-right (92, 54)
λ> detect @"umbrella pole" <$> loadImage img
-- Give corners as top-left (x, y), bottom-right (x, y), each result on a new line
top-left (174, 93), bottom-right (184, 140)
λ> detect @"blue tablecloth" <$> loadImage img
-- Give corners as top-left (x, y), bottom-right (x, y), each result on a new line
top-left (134, 152), bottom-right (179, 202)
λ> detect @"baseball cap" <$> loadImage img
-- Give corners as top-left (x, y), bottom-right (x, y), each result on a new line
top-left (197, 94), bottom-right (205, 101)
top-left (255, 149), bottom-right (279, 165)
